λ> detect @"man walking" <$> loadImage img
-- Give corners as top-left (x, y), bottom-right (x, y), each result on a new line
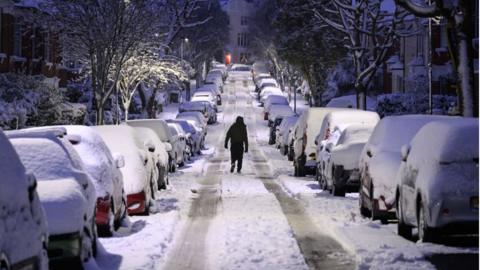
top-left (225, 116), bottom-right (248, 173)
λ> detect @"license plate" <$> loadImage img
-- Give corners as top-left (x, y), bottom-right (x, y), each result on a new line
top-left (471, 197), bottom-right (478, 209)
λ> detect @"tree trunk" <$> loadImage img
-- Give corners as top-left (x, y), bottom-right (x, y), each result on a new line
top-left (455, 0), bottom-right (477, 117)
top-left (96, 105), bottom-right (104, 125)
top-left (123, 101), bottom-right (130, 122)
top-left (356, 85), bottom-right (367, 110)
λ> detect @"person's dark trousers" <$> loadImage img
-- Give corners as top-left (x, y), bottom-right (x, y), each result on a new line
top-left (230, 143), bottom-right (244, 172)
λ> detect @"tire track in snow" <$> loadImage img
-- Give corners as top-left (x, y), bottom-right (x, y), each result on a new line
top-left (242, 79), bottom-right (355, 270)
top-left (163, 77), bottom-right (238, 270)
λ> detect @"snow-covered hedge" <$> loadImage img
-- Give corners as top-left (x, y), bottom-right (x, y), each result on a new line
top-left (376, 93), bottom-right (457, 117)
top-left (0, 73), bottom-right (86, 129)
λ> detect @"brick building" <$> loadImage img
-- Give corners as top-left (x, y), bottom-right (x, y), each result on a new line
top-left (0, 0), bottom-right (76, 88)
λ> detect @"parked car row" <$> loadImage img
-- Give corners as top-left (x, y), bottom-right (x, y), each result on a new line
top-left (0, 110), bottom-right (210, 267)
top-left (254, 71), bottom-right (478, 243)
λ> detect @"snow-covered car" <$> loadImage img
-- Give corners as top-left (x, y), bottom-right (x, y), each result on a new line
top-left (179, 101), bottom-right (208, 115)
top-left (259, 87), bottom-right (283, 104)
top-left (276, 115), bottom-right (299, 155)
top-left (195, 85), bottom-right (222, 107)
top-left (254, 73), bottom-right (272, 90)
top-left (63, 125), bottom-right (127, 236)
top-left (314, 110), bottom-right (378, 146)
top-left (176, 111), bottom-right (208, 134)
top-left (205, 72), bottom-right (224, 92)
top-left (179, 101), bottom-right (216, 124)
top-left (395, 119), bottom-right (478, 242)
top-left (257, 78), bottom-right (278, 92)
top-left (263, 95), bottom-right (289, 120)
top-left (167, 123), bottom-right (189, 165)
top-left (129, 126), bottom-right (169, 190)
top-left (230, 64), bottom-right (252, 72)
top-left (125, 119), bottom-right (179, 173)
top-left (192, 91), bottom-right (218, 111)
top-left (0, 130), bottom-right (48, 270)
top-left (267, 104), bottom-right (295, 125)
top-left (211, 64), bottom-right (228, 80)
top-left (326, 94), bottom-right (377, 111)
top-left (287, 119), bottom-right (302, 161)
top-left (93, 125), bottom-right (155, 215)
top-left (166, 119), bottom-right (203, 155)
top-left (292, 108), bottom-right (344, 176)
top-left (358, 115), bottom-right (454, 223)
top-left (317, 124), bottom-right (376, 196)
top-left (8, 130), bottom-right (97, 264)
top-left (268, 105), bottom-right (296, 144)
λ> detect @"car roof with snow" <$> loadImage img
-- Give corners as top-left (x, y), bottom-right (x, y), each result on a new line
top-left (125, 119), bottom-right (172, 142)
top-left (265, 95), bottom-right (288, 104)
top-left (62, 125), bottom-right (117, 197)
top-left (408, 118), bottom-right (478, 164)
top-left (180, 101), bottom-right (206, 112)
top-left (317, 110), bottom-right (379, 141)
top-left (260, 86), bottom-right (282, 95)
top-left (92, 125), bottom-right (149, 194)
top-left (269, 104), bottom-right (295, 118)
top-left (259, 78), bottom-right (278, 85)
top-left (166, 119), bottom-right (197, 134)
top-left (367, 115), bottom-right (456, 153)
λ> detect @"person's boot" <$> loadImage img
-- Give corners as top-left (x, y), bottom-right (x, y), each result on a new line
top-left (230, 163), bottom-right (235, 173)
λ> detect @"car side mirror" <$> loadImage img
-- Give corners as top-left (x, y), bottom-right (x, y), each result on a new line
top-left (26, 173), bottom-right (37, 202)
top-left (164, 142), bottom-right (173, 152)
top-left (366, 149), bottom-right (373, 158)
top-left (145, 141), bottom-right (155, 153)
top-left (325, 142), bottom-right (334, 152)
top-left (401, 145), bottom-right (410, 162)
top-left (113, 153), bottom-right (125, 169)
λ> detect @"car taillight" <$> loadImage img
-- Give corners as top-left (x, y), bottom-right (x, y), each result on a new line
top-left (95, 196), bottom-right (111, 226)
top-left (127, 191), bottom-right (146, 214)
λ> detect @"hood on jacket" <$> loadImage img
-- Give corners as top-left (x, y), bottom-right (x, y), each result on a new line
top-left (235, 116), bottom-right (244, 125)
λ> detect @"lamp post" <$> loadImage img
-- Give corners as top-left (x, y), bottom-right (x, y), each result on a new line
top-left (180, 38), bottom-right (190, 101)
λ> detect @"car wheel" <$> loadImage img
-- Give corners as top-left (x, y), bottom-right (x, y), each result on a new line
top-left (0, 256), bottom-right (10, 270)
top-left (315, 166), bottom-right (321, 182)
top-left (370, 189), bottom-right (388, 224)
top-left (359, 190), bottom-right (371, 218)
top-left (98, 204), bottom-right (115, 237)
top-left (297, 158), bottom-right (306, 177)
top-left (397, 195), bottom-right (412, 239)
top-left (91, 213), bottom-right (98, 258)
top-left (332, 183), bottom-right (345, 197)
top-left (418, 203), bottom-right (435, 242)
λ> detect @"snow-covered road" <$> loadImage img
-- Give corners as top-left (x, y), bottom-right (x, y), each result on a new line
top-left (87, 72), bottom-right (478, 270)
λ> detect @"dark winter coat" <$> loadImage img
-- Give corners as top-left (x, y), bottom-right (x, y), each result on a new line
top-left (225, 116), bottom-right (249, 156)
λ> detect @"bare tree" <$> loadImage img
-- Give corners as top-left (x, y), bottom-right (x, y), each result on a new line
top-left (117, 50), bottom-right (186, 121)
top-left (314, 0), bottom-right (411, 109)
top-left (394, 0), bottom-right (477, 117)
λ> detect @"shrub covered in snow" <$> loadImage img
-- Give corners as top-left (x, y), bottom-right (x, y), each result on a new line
top-left (0, 73), bottom-right (87, 129)
top-left (376, 93), bottom-right (457, 117)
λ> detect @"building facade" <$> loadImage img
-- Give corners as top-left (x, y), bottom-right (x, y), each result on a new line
top-left (223, 0), bottom-right (256, 64)
top-left (0, 0), bottom-right (76, 88)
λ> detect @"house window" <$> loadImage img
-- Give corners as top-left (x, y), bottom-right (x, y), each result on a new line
top-left (237, 33), bottom-right (248, 47)
top-left (241, 16), bottom-right (248, 26)
top-left (13, 18), bottom-right (23, 56)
